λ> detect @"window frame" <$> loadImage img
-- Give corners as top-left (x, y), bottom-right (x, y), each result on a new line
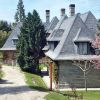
top-left (75, 42), bottom-right (90, 55)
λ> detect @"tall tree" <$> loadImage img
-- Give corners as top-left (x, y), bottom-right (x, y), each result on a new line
top-left (0, 21), bottom-right (11, 32)
top-left (17, 10), bottom-right (46, 73)
top-left (14, 12), bottom-right (19, 22)
top-left (15, 0), bottom-right (25, 22)
top-left (0, 20), bottom-right (11, 48)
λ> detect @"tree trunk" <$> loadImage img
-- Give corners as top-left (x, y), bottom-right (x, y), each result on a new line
top-left (36, 59), bottom-right (41, 74)
top-left (84, 72), bottom-right (87, 92)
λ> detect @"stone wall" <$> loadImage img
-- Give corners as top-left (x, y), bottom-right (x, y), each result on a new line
top-left (58, 61), bottom-right (100, 89)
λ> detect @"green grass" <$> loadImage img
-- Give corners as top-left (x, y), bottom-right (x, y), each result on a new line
top-left (80, 91), bottom-right (100, 100)
top-left (45, 91), bottom-right (100, 100)
top-left (24, 72), bottom-right (48, 91)
top-left (0, 70), bottom-right (4, 79)
top-left (45, 92), bottom-right (68, 100)
top-left (39, 64), bottom-right (47, 70)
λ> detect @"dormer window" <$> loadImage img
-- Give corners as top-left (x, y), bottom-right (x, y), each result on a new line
top-left (48, 41), bottom-right (59, 50)
top-left (12, 39), bottom-right (18, 45)
top-left (54, 41), bottom-right (59, 48)
top-left (75, 42), bottom-right (90, 55)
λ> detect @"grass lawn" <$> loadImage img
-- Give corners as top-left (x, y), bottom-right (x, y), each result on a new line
top-left (81, 91), bottom-right (100, 100)
top-left (45, 91), bottom-right (100, 100)
top-left (24, 72), bottom-right (48, 91)
top-left (0, 71), bottom-right (3, 79)
top-left (45, 92), bottom-right (68, 100)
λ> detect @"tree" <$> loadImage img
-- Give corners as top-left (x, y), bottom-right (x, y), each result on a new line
top-left (0, 31), bottom-right (9, 48)
top-left (15, 0), bottom-right (25, 22)
top-left (0, 21), bottom-right (11, 32)
top-left (14, 12), bottom-right (19, 22)
top-left (0, 20), bottom-right (11, 48)
top-left (17, 10), bottom-right (46, 73)
top-left (91, 30), bottom-right (100, 69)
top-left (73, 60), bottom-right (91, 92)
top-left (92, 23), bottom-right (100, 55)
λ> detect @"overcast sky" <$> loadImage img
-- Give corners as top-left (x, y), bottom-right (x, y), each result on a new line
top-left (0, 0), bottom-right (99, 22)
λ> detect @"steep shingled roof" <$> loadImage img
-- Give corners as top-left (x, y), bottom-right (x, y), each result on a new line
top-left (0, 22), bottom-right (22, 51)
top-left (47, 16), bottom-right (59, 33)
top-left (45, 12), bottom-right (97, 60)
top-left (80, 11), bottom-right (97, 32)
top-left (47, 15), bottom-right (68, 41)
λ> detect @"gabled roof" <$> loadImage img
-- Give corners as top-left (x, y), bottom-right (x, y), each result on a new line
top-left (74, 27), bottom-right (93, 42)
top-left (80, 11), bottom-right (97, 32)
top-left (80, 11), bottom-right (90, 22)
top-left (47, 16), bottom-right (59, 33)
top-left (0, 22), bottom-right (22, 51)
top-left (44, 16), bottom-right (59, 33)
top-left (47, 15), bottom-right (68, 41)
top-left (80, 11), bottom-right (97, 23)
top-left (46, 14), bottom-right (78, 59)
top-left (45, 12), bottom-right (96, 60)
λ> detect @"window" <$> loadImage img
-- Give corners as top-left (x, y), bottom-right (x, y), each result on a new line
top-left (76, 42), bottom-right (90, 55)
top-left (12, 39), bottom-right (18, 45)
top-left (54, 41), bottom-right (59, 48)
top-left (48, 41), bottom-right (59, 50)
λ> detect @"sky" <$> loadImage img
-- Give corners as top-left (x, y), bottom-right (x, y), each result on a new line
top-left (0, 0), bottom-right (99, 23)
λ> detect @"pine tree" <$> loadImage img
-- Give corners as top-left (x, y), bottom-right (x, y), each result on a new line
top-left (14, 12), bottom-right (19, 22)
top-left (17, 10), bottom-right (46, 73)
top-left (15, 0), bottom-right (25, 22)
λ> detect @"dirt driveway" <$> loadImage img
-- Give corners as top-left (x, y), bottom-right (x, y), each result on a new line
top-left (0, 65), bottom-right (48, 100)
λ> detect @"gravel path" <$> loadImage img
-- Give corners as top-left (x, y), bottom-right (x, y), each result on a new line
top-left (0, 65), bottom-right (48, 100)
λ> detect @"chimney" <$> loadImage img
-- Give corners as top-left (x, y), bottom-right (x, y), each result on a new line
top-left (61, 8), bottom-right (65, 17)
top-left (46, 10), bottom-right (50, 23)
top-left (69, 4), bottom-right (75, 16)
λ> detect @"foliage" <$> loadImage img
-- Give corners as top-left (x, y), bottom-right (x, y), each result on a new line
top-left (0, 72), bottom-right (3, 79)
top-left (24, 72), bottom-right (48, 91)
top-left (91, 29), bottom-right (100, 69)
top-left (0, 20), bottom-right (11, 48)
top-left (17, 10), bottom-right (46, 73)
top-left (39, 64), bottom-right (47, 70)
top-left (15, 0), bottom-right (25, 22)
top-left (52, 62), bottom-right (58, 84)
top-left (0, 31), bottom-right (10, 48)
top-left (0, 21), bottom-right (11, 32)
top-left (92, 34), bottom-right (100, 49)
top-left (92, 24), bottom-right (100, 49)
top-left (0, 65), bottom-right (3, 79)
